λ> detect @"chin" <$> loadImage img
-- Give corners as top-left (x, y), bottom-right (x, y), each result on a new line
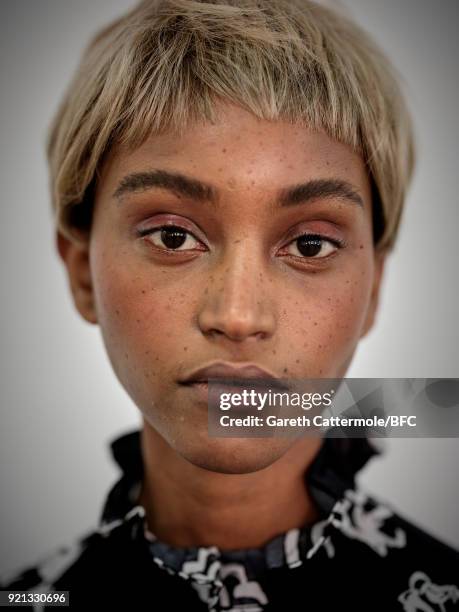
top-left (177, 436), bottom-right (292, 475)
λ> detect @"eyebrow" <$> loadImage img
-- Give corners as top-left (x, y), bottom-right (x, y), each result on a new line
top-left (112, 169), bottom-right (364, 208)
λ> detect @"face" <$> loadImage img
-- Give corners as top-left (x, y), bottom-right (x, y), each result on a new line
top-left (58, 101), bottom-right (385, 473)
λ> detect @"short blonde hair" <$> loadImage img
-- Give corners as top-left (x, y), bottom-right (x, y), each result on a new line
top-left (48, 0), bottom-right (415, 252)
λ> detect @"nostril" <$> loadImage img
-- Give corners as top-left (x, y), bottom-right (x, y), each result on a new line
top-left (208, 329), bottom-right (225, 338)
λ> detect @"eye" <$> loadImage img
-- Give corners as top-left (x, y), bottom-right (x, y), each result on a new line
top-left (285, 233), bottom-right (342, 259)
top-left (140, 225), bottom-right (202, 251)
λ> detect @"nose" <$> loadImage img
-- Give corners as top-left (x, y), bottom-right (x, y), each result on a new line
top-left (197, 247), bottom-right (277, 343)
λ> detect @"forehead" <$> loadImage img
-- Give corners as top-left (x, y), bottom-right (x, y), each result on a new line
top-left (96, 103), bottom-right (371, 206)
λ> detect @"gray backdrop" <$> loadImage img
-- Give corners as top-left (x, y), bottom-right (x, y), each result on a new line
top-left (1, 0), bottom-right (458, 575)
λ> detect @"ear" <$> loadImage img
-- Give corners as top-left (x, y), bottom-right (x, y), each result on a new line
top-left (56, 230), bottom-right (98, 325)
top-left (360, 250), bottom-right (387, 339)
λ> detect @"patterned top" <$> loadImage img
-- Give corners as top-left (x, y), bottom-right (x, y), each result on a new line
top-left (1, 430), bottom-right (458, 611)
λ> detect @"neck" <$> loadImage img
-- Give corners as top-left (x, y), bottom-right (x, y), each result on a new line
top-left (137, 420), bottom-right (323, 550)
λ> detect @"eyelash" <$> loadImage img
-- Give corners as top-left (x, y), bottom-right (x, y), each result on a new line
top-left (137, 225), bottom-right (346, 261)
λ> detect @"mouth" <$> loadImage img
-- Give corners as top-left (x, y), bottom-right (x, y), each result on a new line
top-left (179, 360), bottom-right (291, 392)
top-left (181, 377), bottom-right (288, 391)
top-left (180, 379), bottom-right (286, 412)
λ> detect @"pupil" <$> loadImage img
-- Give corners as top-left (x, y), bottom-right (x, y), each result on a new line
top-left (161, 227), bottom-right (187, 249)
top-left (297, 236), bottom-right (322, 257)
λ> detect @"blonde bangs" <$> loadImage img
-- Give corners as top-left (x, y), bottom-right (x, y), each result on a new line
top-left (48, 0), bottom-right (415, 251)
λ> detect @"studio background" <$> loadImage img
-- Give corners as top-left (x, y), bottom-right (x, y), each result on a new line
top-left (1, 0), bottom-right (458, 575)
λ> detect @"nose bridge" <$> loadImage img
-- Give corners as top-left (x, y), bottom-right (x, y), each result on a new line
top-left (198, 239), bottom-right (276, 341)
top-left (220, 238), bottom-right (262, 294)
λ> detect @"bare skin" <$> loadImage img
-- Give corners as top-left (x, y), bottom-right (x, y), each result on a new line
top-left (57, 101), bottom-right (385, 550)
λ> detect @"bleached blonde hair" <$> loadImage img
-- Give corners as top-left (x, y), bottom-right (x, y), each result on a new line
top-left (47, 0), bottom-right (415, 251)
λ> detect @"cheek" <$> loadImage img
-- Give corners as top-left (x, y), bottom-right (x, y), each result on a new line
top-left (90, 244), bottom-right (192, 381)
top-left (281, 265), bottom-right (373, 374)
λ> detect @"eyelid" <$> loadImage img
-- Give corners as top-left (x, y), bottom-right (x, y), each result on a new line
top-left (137, 224), bottom-right (196, 238)
top-left (285, 230), bottom-right (346, 248)
top-left (136, 216), bottom-right (207, 244)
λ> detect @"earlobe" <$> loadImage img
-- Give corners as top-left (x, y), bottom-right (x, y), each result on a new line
top-left (360, 251), bottom-right (386, 339)
top-left (56, 230), bottom-right (98, 325)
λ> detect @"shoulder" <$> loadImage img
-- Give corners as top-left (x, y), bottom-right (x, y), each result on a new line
top-left (298, 487), bottom-right (459, 610)
top-left (329, 487), bottom-right (459, 560)
top-left (319, 488), bottom-right (459, 608)
top-left (0, 508), bottom-right (167, 608)
top-left (0, 528), bottom-right (105, 595)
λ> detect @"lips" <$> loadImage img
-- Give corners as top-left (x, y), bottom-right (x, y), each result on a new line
top-left (179, 361), bottom-right (290, 391)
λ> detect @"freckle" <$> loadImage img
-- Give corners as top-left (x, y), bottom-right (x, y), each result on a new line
top-left (218, 167), bottom-right (223, 172)
top-left (145, 350), bottom-right (150, 355)
top-left (222, 148), bottom-right (227, 153)
top-left (204, 287), bottom-right (208, 295)
top-left (314, 322), bottom-right (318, 326)
top-left (318, 344), bottom-right (322, 349)
top-left (283, 367), bottom-right (288, 373)
top-left (272, 349), bottom-right (277, 355)
top-left (359, 244), bottom-right (364, 249)
top-left (319, 368), bottom-right (323, 374)
top-left (141, 290), bottom-right (146, 294)
top-left (124, 352), bottom-right (129, 360)
top-left (136, 319), bottom-right (140, 323)
top-left (115, 309), bottom-right (120, 315)
top-left (183, 346), bottom-right (188, 351)
top-left (295, 359), bottom-right (300, 364)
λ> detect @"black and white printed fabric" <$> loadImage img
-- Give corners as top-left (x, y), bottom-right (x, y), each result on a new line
top-left (2, 430), bottom-right (458, 611)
